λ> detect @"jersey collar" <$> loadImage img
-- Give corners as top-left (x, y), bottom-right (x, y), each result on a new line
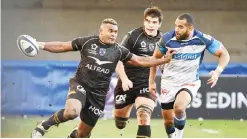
top-left (142, 26), bottom-right (161, 39)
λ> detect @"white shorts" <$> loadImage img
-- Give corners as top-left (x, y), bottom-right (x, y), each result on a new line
top-left (159, 80), bottom-right (201, 104)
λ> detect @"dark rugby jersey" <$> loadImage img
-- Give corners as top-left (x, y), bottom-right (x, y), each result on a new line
top-left (72, 36), bottom-right (133, 95)
top-left (121, 27), bottom-right (162, 82)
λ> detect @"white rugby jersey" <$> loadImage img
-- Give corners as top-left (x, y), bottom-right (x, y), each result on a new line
top-left (157, 29), bottom-right (223, 86)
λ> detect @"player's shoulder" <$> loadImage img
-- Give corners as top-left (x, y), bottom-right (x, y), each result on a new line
top-left (161, 30), bottom-right (176, 42)
top-left (194, 29), bottom-right (214, 42)
top-left (84, 35), bottom-right (99, 41)
top-left (74, 35), bottom-right (99, 43)
top-left (127, 27), bottom-right (144, 38)
top-left (115, 43), bottom-right (125, 49)
top-left (156, 30), bottom-right (163, 39)
top-left (115, 43), bottom-right (129, 53)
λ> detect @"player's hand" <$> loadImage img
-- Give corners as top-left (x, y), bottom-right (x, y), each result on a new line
top-left (149, 81), bottom-right (157, 100)
top-left (164, 49), bottom-right (176, 63)
top-left (37, 42), bottom-right (45, 49)
top-left (33, 37), bottom-right (45, 49)
top-left (122, 78), bottom-right (133, 91)
top-left (207, 70), bottom-right (220, 88)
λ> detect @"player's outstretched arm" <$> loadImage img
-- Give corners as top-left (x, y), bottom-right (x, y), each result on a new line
top-left (149, 47), bottom-right (164, 83)
top-left (38, 41), bottom-right (73, 53)
top-left (37, 36), bottom-right (87, 53)
top-left (115, 61), bottom-right (133, 91)
top-left (149, 47), bottom-right (164, 99)
top-left (126, 49), bottom-right (175, 67)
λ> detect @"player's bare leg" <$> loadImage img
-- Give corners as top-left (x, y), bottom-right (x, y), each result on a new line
top-left (31, 98), bottom-right (82, 138)
top-left (114, 104), bottom-right (133, 129)
top-left (162, 109), bottom-right (175, 138)
top-left (173, 89), bottom-right (192, 138)
top-left (68, 120), bottom-right (94, 138)
top-left (76, 121), bottom-right (93, 138)
top-left (135, 97), bottom-right (154, 138)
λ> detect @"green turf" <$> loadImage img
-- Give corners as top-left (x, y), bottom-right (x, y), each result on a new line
top-left (1, 116), bottom-right (247, 138)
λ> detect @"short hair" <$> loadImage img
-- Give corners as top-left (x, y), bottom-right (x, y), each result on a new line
top-left (177, 13), bottom-right (194, 25)
top-left (101, 18), bottom-right (118, 25)
top-left (144, 6), bottom-right (163, 23)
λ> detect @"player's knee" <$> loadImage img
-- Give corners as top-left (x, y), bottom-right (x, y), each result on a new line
top-left (137, 111), bottom-right (150, 125)
top-left (64, 107), bottom-right (80, 120)
top-left (115, 117), bottom-right (128, 129)
top-left (174, 104), bottom-right (185, 116)
top-left (136, 104), bottom-right (153, 125)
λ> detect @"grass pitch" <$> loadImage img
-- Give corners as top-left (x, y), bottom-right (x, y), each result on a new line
top-left (1, 116), bottom-right (247, 138)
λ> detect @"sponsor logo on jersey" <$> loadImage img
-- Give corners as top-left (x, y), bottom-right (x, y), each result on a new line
top-left (161, 89), bottom-right (169, 95)
top-left (141, 41), bottom-right (146, 48)
top-left (91, 44), bottom-right (98, 50)
top-left (149, 43), bottom-right (155, 51)
top-left (192, 45), bottom-right (197, 50)
top-left (140, 88), bottom-right (149, 94)
top-left (88, 105), bottom-right (103, 116)
top-left (86, 56), bottom-right (111, 74)
top-left (76, 85), bottom-right (86, 95)
top-left (115, 94), bottom-right (127, 104)
top-left (99, 48), bottom-right (106, 56)
top-left (89, 44), bottom-right (98, 55)
top-left (180, 42), bottom-right (189, 45)
top-left (85, 64), bottom-right (110, 74)
top-left (88, 56), bottom-right (112, 65)
top-left (139, 41), bottom-right (148, 52)
top-left (173, 53), bottom-right (201, 60)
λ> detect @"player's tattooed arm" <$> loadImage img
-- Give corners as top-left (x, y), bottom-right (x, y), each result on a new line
top-left (37, 41), bottom-right (73, 53)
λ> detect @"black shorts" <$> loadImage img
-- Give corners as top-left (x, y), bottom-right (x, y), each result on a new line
top-left (114, 80), bottom-right (154, 109)
top-left (67, 78), bottom-right (106, 127)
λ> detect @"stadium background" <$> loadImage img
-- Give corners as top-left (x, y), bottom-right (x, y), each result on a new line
top-left (1, 0), bottom-right (247, 138)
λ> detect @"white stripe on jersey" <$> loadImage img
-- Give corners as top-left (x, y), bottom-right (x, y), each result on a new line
top-left (176, 45), bottom-right (206, 53)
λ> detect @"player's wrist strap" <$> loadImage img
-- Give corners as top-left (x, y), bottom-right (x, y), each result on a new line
top-left (37, 42), bottom-right (45, 49)
top-left (216, 66), bottom-right (223, 73)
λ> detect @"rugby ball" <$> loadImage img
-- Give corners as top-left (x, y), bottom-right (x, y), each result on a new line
top-left (17, 35), bottom-right (39, 57)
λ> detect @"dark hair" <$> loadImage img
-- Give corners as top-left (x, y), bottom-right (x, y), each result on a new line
top-left (177, 13), bottom-right (194, 25)
top-left (144, 6), bottom-right (163, 23)
top-left (102, 18), bottom-right (118, 25)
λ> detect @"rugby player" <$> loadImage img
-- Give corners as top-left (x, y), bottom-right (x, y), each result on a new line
top-left (149, 13), bottom-right (230, 138)
top-left (114, 6), bottom-right (163, 138)
top-left (30, 18), bottom-right (175, 138)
